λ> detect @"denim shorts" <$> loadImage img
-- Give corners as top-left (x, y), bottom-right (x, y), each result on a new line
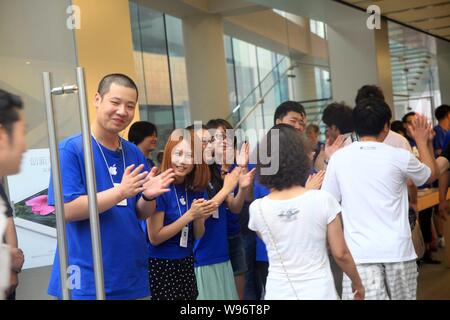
top-left (228, 233), bottom-right (248, 276)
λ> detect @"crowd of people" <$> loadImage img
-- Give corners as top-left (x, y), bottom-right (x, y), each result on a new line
top-left (1, 73), bottom-right (450, 300)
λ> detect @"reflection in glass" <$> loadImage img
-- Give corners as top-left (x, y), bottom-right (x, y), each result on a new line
top-left (389, 21), bottom-right (441, 122)
top-left (129, 1), bottom-right (192, 161)
top-left (0, 0), bottom-right (79, 230)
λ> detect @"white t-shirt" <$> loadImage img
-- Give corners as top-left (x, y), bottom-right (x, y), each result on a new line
top-left (249, 190), bottom-right (341, 300)
top-left (315, 130), bottom-right (410, 171)
top-left (384, 130), bottom-right (412, 152)
top-left (321, 141), bottom-right (431, 264)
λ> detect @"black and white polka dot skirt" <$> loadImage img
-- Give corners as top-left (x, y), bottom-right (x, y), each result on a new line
top-left (149, 255), bottom-right (198, 300)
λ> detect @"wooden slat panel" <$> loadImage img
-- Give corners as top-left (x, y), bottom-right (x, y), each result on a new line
top-left (341, 0), bottom-right (450, 14)
top-left (369, 0), bottom-right (449, 14)
top-left (433, 26), bottom-right (450, 35)
top-left (340, 0), bottom-right (450, 39)
top-left (387, 3), bottom-right (450, 22)
top-left (412, 16), bottom-right (450, 30)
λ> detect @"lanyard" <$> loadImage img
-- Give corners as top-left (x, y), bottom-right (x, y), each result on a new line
top-left (172, 184), bottom-right (189, 218)
top-left (92, 135), bottom-right (126, 186)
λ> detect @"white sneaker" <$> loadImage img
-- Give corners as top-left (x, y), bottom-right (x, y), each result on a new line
top-left (438, 237), bottom-right (445, 248)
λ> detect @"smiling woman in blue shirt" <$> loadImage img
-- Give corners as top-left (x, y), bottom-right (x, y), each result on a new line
top-left (146, 129), bottom-right (218, 300)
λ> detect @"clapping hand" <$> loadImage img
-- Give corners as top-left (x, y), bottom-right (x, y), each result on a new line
top-left (239, 167), bottom-right (256, 190)
top-left (142, 167), bottom-right (175, 199)
top-left (305, 170), bottom-right (325, 190)
top-left (236, 142), bottom-right (250, 167)
top-left (118, 164), bottom-right (149, 199)
top-left (188, 199), bottom-right (219, 220)
top-left (407, 114), bottom-right (433, 145)
top-left (324, 135), bottom-right (346, 161)
top-left (223, 167), bottom-right (241, 193)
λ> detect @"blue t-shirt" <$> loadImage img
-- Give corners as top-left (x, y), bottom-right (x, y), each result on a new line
top-left (313, 141), bottom-right (324, 163)
top-left (253, 179), bottom-right (270, 263)
top-left (443, 131), bottom-right (450, 150)
top-left (194, 204), bottom-right (229, 267)
top-left (407, 136), bottom-right (417, 148)
top-left (139, 161), bottom-right (154, 260)
top-left (147, 158), bottom-right (156, 169)
top-left (224, 164), bottom-right (241, 237)
top-left (226, 209), bottom-right (241, 237)
top-left (148, 183), bottom-right (206, 260)
top-left (47, 134), bottom-right (150, 300)
top-left (434, 125), bottom-right (448, 153)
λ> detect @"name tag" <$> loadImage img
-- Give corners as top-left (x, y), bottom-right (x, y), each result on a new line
top-left (113, 183), bottom-right (127, 207)
top-left (180, 226), bottom-right (189, 248)
top-left (212, 208), bottom-right (219, 219)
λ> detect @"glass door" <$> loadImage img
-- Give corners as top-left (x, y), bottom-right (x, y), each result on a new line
top-left (0, 0), bottom-right (80, 298)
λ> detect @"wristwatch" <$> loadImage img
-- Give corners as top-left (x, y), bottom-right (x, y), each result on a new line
top-left (141, 194), bottom-right (156, 202)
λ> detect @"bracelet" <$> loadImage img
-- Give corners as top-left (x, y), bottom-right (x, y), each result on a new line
top-left (141, 194), bottom-right (156, 202)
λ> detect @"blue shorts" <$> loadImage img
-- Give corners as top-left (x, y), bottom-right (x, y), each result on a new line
top-left (228, 234), bottom-right (248, 276)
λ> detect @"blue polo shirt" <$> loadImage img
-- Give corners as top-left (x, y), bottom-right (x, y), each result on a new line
top-left (148, 183), bottom-right (206, 260)
top-left (47, 134), bottom-right (150, 300)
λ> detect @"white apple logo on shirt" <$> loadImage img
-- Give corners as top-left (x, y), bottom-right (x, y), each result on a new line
top-left (109, 164), bottom-right (118, 176)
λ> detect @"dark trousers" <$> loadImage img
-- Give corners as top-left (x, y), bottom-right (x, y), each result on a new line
top-left (256, 261), bottom-right (269, 299)
top-left (7, 291), bottom-right (16, 300)
top-left (242, 232), bottom-right (262, 300)
top-left (419, 207), bottom-right (433, 244)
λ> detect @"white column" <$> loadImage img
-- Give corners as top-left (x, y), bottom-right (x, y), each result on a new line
top-left (327, 8), bottom-right (394, 112)
top-left (182, 13), bottom-right (230, 123)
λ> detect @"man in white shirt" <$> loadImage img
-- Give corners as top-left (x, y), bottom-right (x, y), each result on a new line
top-left (322, 98), bottom-right (437, 300)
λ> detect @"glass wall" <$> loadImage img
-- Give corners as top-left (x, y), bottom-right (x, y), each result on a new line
top-left (223, 36), bottom-right (295, 131)
top-left (129, 1), bottom-right (190, 158)
top-left (222, 9), bottom-right (331, 133)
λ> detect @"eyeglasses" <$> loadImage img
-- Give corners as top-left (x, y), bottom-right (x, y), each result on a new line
top-left (213, 133), bottom-right (234, 142)
top-left (201, 137), bottom-right (213, 144)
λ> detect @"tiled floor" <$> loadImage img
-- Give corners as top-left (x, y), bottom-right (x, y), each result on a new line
top-left (15, 247), bottom-right (450, 300)
top-left (417, 248), bottom-right (450, 300)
